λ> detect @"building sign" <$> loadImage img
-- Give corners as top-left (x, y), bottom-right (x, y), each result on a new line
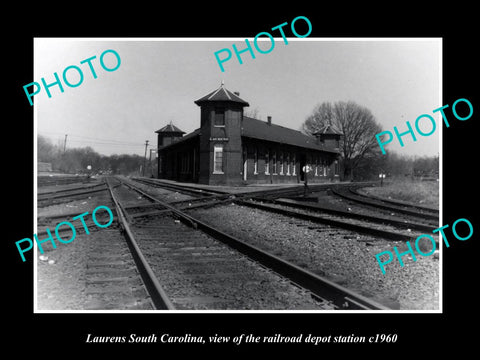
top-left (209, 137), bottom-right (229, 141)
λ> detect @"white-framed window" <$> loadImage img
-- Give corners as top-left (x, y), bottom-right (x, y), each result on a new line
top-left (334, 160), bottom-right (339, 175)
top-left (323, 160), bottom-right (327, 176)
top-left (265, 150), bottom-right (270, 175)
top-left (292, 154), bottom-right (296, 176)
top-left (272, 151), bottom-right (277, 174)
top-left (254, 148), bottom-right (258, 174)
top-left (315, 157), bottom-right (318, 176)
top-left (279, 152), bottom-right (284, 175)
top-left (213, 145), bottom-right (224, 174)
top-left (286, 153), bottom-right (290, 175)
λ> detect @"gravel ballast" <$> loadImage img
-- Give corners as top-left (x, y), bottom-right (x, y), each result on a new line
top-left (189, 203), bottom-right (439, 310)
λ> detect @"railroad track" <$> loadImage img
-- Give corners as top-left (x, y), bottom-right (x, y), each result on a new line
top-left (132, 177), bottom-right (338, 200)
top-left (38, 182), bottom-right (107, 197)
top-left (251, 197), bottom-right (436, 233)
top-left (133, 177), bottom-right (224, 196)
top-left (37, 180), bottom-right (109, 207)
top-left (36, 178), bottom-right (155, 310)
top-left (349, 187), bottom-right (439, 213)
top-left (38, 175), bottom-right (91, 187)
top-left (331, 187), bottom-right (439, 222)
top-left (131, 178), bottom-right (430, 242)
top-left (112, 176), bottom-right (390, 310)
top-left (81, 226), bottom-right (155, 310)
top-left (237, 199), bottom-right (427, 241)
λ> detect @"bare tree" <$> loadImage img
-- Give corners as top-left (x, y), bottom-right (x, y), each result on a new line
top-left (37, 135), bottom-right (144, 175)
top-left (244, 106), bottom-right (262, 119)
top-left (302, 101), bottom-right (383, 180)
top-left (38, 135), bottom-right (60, 163)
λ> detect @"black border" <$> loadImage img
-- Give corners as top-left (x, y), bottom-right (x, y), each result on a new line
top-left (6, 5), bottom-right (478, 354)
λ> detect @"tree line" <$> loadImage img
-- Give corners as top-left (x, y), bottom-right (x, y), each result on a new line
top-left (38, 135), bottom-right (155, 176)
top-left (301, 101), bottom-right (439, 181)
top-left (39, 98), bottom-right (440, 181)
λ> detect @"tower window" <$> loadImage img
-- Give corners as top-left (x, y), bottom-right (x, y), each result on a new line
top-left (214, 108), bottom-right (225, 126)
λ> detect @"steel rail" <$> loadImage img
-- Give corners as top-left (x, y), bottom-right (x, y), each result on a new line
top-left (134, 177), bottom-right (309, 199)
top-left (37, 182), bottom-right (108, 196)
top-left (120, 177), bottom-right (390, 310)
top-left (236, 199), bottom-right (417, 242)
top-left (133, 177), bottom-right (224, 196)
top-left (349, 187), bottom-right (439, 214)
top-left (133, 177), bottom-right (308, 205)
top-left (253, 197), bottom-right (435, 233)
top-left (132, 178), bottom-right (422, 239)
top-left (37, 185), bottom-right (109, 201)
top-left (105, 178), bottom-right (175, 310)
top-left (37, 175), bottom-right (91, 186)
top-left (331, 188), bottom-right (439, 221)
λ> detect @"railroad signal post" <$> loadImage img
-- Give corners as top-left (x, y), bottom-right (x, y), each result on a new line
top-left (379, 173), bottom-right (386, 187)
top-left (303, 165), bottom-right (312, 196)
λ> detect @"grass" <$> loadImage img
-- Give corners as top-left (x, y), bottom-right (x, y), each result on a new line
top-left (360, 178), bottom-right (439, 208)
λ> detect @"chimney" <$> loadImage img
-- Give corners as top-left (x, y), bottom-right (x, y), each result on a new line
top-left (234, 91), bottom-right (240, 96)
top-left (267, 116), bottom-right (272, 125)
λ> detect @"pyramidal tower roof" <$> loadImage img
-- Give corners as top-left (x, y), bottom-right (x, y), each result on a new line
top-left (312, 124), bottom-right (342, 136)
top-left (194, 83), bottom-right (249, 107)
top-left (155, 121), bottom-right (185, 134)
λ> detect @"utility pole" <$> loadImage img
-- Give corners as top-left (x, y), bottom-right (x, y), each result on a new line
top-left (143, 140), bottom-right (149, 177)
top-left (63, 134), bottom-right (68, 153)
top-left (149, 149), bottom-right (156, 177)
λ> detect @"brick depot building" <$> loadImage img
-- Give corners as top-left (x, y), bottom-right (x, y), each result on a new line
top-left (156, 84), bottom-right (341, 185)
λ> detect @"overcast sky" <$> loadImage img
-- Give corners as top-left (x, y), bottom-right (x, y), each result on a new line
top-left (35, 38), bottom-right (441, 158)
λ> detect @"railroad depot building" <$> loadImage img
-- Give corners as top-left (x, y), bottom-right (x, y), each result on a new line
top-left (156, 84), bottom-right (341, 185)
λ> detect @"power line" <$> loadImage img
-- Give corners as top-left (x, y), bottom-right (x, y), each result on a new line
top-left (39, 132), bottom-right (147, 147)
top-left (67, 134), bottom-right (143, 145)
top-left (66, 139), bottom-right (145, 147)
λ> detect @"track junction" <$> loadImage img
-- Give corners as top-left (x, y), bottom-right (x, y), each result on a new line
top-left (35, 175), bottom-right (439, 311)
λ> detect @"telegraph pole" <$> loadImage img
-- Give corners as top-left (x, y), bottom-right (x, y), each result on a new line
top-left (143, 140), bottom-right (149, 177)
top-left (63, 134), bottom-right (68, 153)
top-left (149, 149), bottom-right (156, 177)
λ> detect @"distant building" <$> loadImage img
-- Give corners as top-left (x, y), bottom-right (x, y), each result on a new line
top-left (156, 84), bottom-right (341, 185)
